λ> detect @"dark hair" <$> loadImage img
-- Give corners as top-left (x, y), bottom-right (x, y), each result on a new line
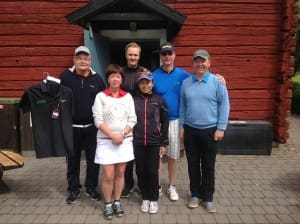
top-left (105, 64), bottom-right (124, 83)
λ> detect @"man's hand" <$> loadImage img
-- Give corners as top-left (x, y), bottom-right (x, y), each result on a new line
top-left (214, 130), bottom-right (224, 141)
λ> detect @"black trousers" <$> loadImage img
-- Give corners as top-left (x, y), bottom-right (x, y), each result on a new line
top-left (67, 125), bottom-right (99, 191)
top-left (124, 160), bottom-right (135, 190)
top-left (183, 125), bottom-right (217, 202)
top-left (134, 145), bottom-right (160, 201)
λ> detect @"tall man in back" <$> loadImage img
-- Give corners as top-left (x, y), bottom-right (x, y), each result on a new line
top-left (60, 46), bottom-right (106, 204)
top-left (121, 42), bottom-right (148, 197)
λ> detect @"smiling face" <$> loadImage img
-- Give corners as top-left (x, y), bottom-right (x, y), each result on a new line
top-left (73, 52), bottom-right (91, 74)
top-left (107, 72), bottom-right (123, 89)
top-left (125, 46), bottom-right (141, 68)
top-left (160, 50), bottom-right (176, 68)
top-left (138, 79), bottom-right (153, 94)
top-left (192, 56), bottom-right (211, 76)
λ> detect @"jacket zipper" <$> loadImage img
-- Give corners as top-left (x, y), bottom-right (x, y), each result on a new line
top-left (144, 97), bottom-right (148, 146)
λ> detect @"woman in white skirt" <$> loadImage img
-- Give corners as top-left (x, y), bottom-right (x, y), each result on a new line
top-left (92, 64), bottom-right (137, 220)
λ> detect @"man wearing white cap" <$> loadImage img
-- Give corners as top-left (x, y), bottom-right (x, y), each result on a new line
top-left (60, 46), bottom-right (106, 204)
top-left (179, 49), bottom-right (230, 213)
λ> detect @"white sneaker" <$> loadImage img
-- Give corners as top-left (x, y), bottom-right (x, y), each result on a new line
top-left (140, 200), bottom-right (150, 213)
top-left (159, 185), bottom-right (163, 197)
top-left (167, 185), bottom-right (179, 201)
top-left (149, 201), bottom-right (158, 214)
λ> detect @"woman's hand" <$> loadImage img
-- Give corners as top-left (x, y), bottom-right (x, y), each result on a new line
top-left (159, 146), bottom-right (167, 158)
top-left (111, 133), bottom-right (124, 145)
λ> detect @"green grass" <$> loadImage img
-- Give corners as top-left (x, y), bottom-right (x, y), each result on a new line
top-left (292, 72), bottom-right (300, 82)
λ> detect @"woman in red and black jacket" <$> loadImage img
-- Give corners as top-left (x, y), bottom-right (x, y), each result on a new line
top-left (133, 71), bottom-right (169, 214)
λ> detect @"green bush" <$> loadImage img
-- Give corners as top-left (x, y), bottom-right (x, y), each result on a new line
top-left (292, 74), bottom-right (300, 114)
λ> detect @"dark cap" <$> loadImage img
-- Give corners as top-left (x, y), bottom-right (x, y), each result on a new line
top-left (160, 42), bottom-right (175, 53)
top-left (192, 49), bottom-right (210, 60)
top-left (74, 46), bottom-right (91, 55)
top-left (137, 70), bottom-right (153, 82)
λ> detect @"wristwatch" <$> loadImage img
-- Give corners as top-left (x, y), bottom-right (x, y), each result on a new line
top-left (122, 131), bottom-right (129, 137)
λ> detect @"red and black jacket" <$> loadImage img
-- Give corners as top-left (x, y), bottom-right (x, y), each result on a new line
top-left (133, 92), bottom-right (169, 147)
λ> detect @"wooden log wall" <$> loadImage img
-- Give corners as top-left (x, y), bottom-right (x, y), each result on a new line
top-left (0, 0), bottom-right (298, 143)
top-left (0, 0), bottom-right (88, 97)
top-left (164, 0), bottom-right (297, 143)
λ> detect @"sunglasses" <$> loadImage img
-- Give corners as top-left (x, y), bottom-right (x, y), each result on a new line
top-left (161, 51), bottom-right (173, 56)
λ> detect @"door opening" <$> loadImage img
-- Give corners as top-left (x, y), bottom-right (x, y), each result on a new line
top-left (110, 40), bottom-right (160, 71)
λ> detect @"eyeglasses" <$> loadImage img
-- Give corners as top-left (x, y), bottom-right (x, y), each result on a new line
top-left (161, 51), bottom-right (173, 56)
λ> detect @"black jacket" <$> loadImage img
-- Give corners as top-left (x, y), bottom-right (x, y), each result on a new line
top-left (122, 65), bottom-right (147, 95)
top-left (133, 92), bottom-right (169, 147)
top-left (59, 67), bottom-right (106, 124)
top-left (20, 80), bottom-right (74, 158)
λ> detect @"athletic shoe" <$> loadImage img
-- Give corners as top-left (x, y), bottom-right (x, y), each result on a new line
top-left (66, 190), bottom-right (80, 204)
top-left (103, 203), bottom-right (114, 220)
top-left (187, 197), bottom-right (201, 209)
top-left (149, 201), bottom-right (158, 214)
top-left (159, 185), bottom-right (163, 197)
top-left (167, 185), bottom-right (179, 201)
top-left (121, 187), bottom-right (133, 198)
top-left (202, 202), bottom-right (217, 213)
top-left (85, 188), bottom-right (102, 201)
top-left (113, 200), bottom-right (124, 217)
top-left (140, 200), bottom-right (150, 213)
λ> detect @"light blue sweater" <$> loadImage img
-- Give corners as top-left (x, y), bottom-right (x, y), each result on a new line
top-left (179, 72), bottom-right (230, 131)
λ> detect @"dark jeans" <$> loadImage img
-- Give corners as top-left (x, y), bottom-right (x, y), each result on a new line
top-left (183, 125), bottom-right (217, 202)
top-left (134, 145), bottom-right (160, 201)
top-left (67, 125), bottom-right (99, 191)
top-left (124, 160), bottom-right (134, 190)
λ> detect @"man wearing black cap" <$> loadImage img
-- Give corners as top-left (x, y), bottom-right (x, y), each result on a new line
top-left (60, 46), bottom-right (106, 204)
top-left (152, 42), bottom-right (190, 201)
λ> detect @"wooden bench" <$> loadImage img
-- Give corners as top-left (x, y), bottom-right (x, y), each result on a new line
top-left (0, 150), bottom-right (24, 193)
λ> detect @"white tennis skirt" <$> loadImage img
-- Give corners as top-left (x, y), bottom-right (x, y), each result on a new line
top-left (94, 137), bottom-right (134, 165)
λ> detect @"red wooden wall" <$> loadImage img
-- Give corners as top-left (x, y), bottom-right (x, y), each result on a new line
top-left (167, 0), bottom-right (297, 143)
top-left (0, 0), bottom-right (87, 97)
top-left (0, 0), bottom-right (297, 143)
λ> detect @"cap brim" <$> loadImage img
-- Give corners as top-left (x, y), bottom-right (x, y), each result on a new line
top-left (193, 55), bottom-right (208, 60)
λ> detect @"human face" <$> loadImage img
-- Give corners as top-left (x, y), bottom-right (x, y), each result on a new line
top-left (138, 79), bottom-right (153, 94)
top-left (125, 47), bottom-right (140, 68)
top-left (160, 51), bottom-right (175, 67)
top-left (107, 73), bottom-right (123, 89)
top-left (73, 53), bottom-right (91, 73)
top-left (193, 57), bottom-right (210, 76)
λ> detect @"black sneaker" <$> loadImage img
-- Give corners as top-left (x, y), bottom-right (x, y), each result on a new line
top-left (85, 188), bottom-right (102, 201)
top-left (66, 190), bottom-right (80, 204)
top-left (103, 203), bottom-right (113, 220)
top-left (113, 200), bottom-right (124, 217)
top-left (121, 187), bottom-right (133, 198)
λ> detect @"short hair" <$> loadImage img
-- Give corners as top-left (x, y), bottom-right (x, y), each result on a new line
top-left (125, 42), bottom-right (141, 54)
top-left (105, 64), bottom-right (124, 83)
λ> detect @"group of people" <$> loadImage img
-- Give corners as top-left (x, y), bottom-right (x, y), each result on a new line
top-left (59, 42), bottom-right (230, 220)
